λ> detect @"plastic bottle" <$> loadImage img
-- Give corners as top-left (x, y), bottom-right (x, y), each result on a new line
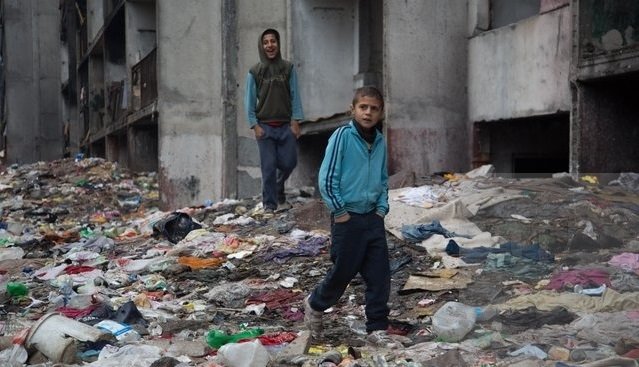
top-left (6, 282), bottom-right (28, 298)
top-left (432, 301), bottom-right (476, 342)
top-left (217, 339), bottom-right (270, 367)
top-left (206, 328), bottom-right (264, 349)
top-left (1, 344), bottom-right (28, 367)
top-left (574, 284), bottom-right (606, 296)
top-left (0, 247), bottom-right (25, 261)
top-left (474, 305), bottom-right (498, 321)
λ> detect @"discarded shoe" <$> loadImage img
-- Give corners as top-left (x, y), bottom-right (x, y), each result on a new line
top-left (304, 295), bottom-right (323, 338)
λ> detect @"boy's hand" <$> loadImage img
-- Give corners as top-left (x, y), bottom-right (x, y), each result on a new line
top-left (291, 120), bottom-right (301, 139)
top-left (334, 213), bottom-right (351, 223)
top-left (253, 124), bottom-right (265, 139)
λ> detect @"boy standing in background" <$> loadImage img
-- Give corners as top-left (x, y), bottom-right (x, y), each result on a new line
top-left (305, 86), bottom-right (394, 346)
top-left (244, 28), bottom-right (304, 213)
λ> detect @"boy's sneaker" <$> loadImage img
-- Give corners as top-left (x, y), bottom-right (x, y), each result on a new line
top-left (304, 295), bottom-right (323, 338)
top-left (366, 330), bottom-right (402, 349)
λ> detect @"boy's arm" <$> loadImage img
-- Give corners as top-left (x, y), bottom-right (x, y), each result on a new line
top-left (376, 146), bottom-right (390, 217)
top-left (319, 129), bottom-right (347, 217)
top-left (289, 66), bottom-right (304, 121)
top-left (244, 73), bottom-right (258, 128)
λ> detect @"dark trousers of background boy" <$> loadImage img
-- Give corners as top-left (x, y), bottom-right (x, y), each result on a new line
top-left (308, 210), bottom-right (391, 332)
top-left (256, 123), bottom-right (297, 210)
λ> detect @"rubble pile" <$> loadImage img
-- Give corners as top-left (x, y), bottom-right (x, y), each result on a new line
top-left (1, 159), bottom-right (638, 367)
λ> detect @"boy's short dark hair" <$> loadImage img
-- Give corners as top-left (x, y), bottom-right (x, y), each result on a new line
top-left (261, 28), bottom-right (280, 43)
top-left (352, 86), bottom-right (384, 109)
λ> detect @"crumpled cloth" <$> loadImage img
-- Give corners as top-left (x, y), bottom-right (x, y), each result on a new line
top-left (401, 220), bottom-right (456, 243)
top-left (261, 236), bottom-right (328, 263)
top-left (245, 289), bottom-right (303, 310)
top-left (446, 241), bottom-right (554, 264)
top-left (546, 268), bottom-right (610, 291)
top-left (501, 288), bottom-right (639, 313)
top-left (608, 252), bottom-right (639, 272)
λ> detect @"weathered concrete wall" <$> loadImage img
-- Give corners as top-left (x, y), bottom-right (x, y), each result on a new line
top-left (287, 0), bottom-right (357, 190)
top-left (157, 0), bottom-right (223, 208)
top-left (126, 1), bottom-right (156, 67)
top-left (570, 0), bottom-right (639, 176)
top-left (384, 0), bottom-right (470, 176)
top-left (468, 6), bottom-right (571, 122)
top-left (87, 0), bottom-right (104, 43)
top-left (235, 0), bottom-right (288, 200)
top-left (491, 0), bottom-right (540, 29)
top-left (468, 0), bottom-right (490, 36)
top-left (291, 1), bottom-right (355, 119)
top-left (4, 0), bottom-right (62, 164)
top-left (578, 0), bottom-right (638, 57)
top-left (541, 0), bottom-right (569, 13)
top-left (575, 0), bottom-right (639, 79)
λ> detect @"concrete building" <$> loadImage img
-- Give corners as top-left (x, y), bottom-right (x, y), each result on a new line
top-left (469, 0), bottom-right (638, 178)
top-left (2, 0), bottom-right (638, 208)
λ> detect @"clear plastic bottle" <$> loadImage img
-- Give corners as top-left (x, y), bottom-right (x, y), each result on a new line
top-left (432, 301), bottom-right (476, 342)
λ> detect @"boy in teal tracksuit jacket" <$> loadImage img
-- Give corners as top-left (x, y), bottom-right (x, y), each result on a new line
top-left (305, 86), bottom-right (391, 340)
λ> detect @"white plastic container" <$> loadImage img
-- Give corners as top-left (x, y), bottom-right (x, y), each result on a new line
top-left (26, 313), bottom-right (111, 363)
top-left (432, 301), bottom-right (477, 342)
top-left (217, 339), bottom-right (270, 367)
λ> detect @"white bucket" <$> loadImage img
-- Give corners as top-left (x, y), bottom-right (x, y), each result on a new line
top-left (26, 312), bottom-right (111, 363)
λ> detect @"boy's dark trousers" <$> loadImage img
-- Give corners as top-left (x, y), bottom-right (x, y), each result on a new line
top-left (309, 210), bottom-right (391, 332)
top-left (256, 123), bottom-right (297, 210)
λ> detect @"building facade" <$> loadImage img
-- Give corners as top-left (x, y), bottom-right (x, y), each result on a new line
top-left (1, 0), bottom-right (637, 208)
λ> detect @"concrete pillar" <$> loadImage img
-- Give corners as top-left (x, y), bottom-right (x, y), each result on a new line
top-left (383, 0), bottom-right (470, 175)
top-left (157, 0), bottom-right (224, 209)
top-left (3, 0), bottom-right (62, 164)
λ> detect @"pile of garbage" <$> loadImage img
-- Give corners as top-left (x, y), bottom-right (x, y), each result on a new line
top-left (1, 158), bottom-right (639, 367)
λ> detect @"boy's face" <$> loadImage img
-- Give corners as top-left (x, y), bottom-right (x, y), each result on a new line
top-left (262, 33), bottom-right (279, 60)
top-left (351, 96), bottom-right (383, 130)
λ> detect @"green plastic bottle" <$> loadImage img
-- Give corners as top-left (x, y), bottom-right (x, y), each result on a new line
top-left (205, 327), bottom-right (264, 349)
top-left (6, 282), bottom-right (28, 298)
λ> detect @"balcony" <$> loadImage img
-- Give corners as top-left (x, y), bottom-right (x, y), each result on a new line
top-left (131, 47), bottom-right (157, 111)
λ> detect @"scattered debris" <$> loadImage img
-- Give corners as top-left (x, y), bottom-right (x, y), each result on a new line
top-left (1, 158), bottom-right (639, 366)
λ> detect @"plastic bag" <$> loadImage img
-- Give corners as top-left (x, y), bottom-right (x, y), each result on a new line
top-left (153, 212), bottom-right (202, 244)
top-left (217, 340), bottom-right (270, 367)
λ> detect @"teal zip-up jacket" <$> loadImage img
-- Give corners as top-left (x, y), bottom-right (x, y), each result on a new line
top-left (319, 120), bottom-right (389, 218)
